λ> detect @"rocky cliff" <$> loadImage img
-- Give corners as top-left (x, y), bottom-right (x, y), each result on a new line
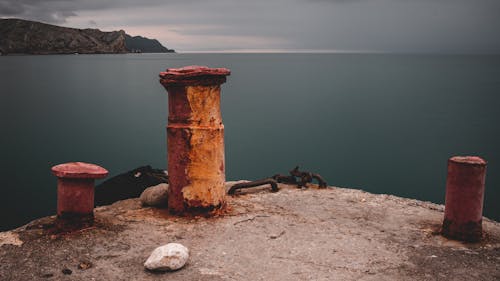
top-left (0, 18), bottom-right (174, 55)
top-left (125, 34), bottom-right (174, 53)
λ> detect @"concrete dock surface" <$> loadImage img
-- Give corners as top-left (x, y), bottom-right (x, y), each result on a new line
top-left (1, 183), bottom-right (499, 281)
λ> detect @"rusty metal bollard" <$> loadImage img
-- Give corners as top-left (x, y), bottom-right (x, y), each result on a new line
top-left (442, 156), bottom-right (487, 242)
top-left (159, 66), bottom-right (230, 215)
top-left (52, 162), bottom-right (108, 226)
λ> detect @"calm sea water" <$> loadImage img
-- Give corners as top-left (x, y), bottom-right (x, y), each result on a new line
top-left (1, 53), bottom-right (499, 231)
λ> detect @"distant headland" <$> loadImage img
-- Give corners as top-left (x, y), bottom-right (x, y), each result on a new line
top-left (0, 18), bottom-right (175, 55)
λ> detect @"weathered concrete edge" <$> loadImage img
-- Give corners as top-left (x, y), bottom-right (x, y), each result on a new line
top-left (1, 183), bottom-right (499, 247)
top-left (330, 185), bottom-right (499, 224)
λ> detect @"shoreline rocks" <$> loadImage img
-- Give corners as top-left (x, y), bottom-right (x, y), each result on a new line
top-left (95, 166), bottom-right (168, 206)
top-left (140, 183), bottom-right (169, 207)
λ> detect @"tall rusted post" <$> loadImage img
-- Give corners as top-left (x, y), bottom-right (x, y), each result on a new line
top-left (442, 156), bottom-right (487, 242)
top-left (159, 66), bottom-right (230, 215)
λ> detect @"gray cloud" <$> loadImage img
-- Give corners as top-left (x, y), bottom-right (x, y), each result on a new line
top-left (0, 0), bottom-right (172, 23)
top-left (1, 0), bottom-right (499, 52)
top-left (0, 0), bottom-right (82, 23)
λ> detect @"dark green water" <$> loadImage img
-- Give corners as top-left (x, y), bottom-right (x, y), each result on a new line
top-left (1, 53), bottom-right (499, 231)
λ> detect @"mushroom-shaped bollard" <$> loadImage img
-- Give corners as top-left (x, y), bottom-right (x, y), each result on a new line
top-left (159, 66), bottom-right (230, 215)
top-left (442, 156), bottom-right (487, 242)
top-left (52, 162), bottom-right (108, 225)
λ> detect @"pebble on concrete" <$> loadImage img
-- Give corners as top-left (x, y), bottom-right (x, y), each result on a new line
top-left (144, 243), bottom-right (189, 272)
top-left (140, 183), bottom-right (169, 207)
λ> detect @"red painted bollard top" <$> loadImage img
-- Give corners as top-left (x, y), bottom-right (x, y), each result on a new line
top-left (52, 162), bottom-right (108, 220)
top-left (52, 162), bottom-right (109, 179)
top-left (160, 65), bottom-right (230, 215)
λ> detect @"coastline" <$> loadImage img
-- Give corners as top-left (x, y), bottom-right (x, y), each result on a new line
top-left (0, 51), bottom-right (176, 56)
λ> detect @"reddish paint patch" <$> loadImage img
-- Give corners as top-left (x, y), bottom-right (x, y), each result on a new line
top-left (160, 65), bottom-right (230, 87)
top-left (167, 127), bottom-right (192, 213)
top-left (160, 65), bottom-right (230, 80)
top-left (51, 162), bottom-right (108, 179)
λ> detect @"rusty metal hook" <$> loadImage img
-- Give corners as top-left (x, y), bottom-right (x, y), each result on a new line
top-left (228, 178), bottom-right (279, 195)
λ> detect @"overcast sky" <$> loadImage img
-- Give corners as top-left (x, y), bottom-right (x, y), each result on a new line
top-left (1, 0), bottom-right (499, 53)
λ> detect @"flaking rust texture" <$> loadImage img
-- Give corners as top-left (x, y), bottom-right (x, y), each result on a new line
top-left (160, 66), bottom-right (230, 215)
top-left (175, 85), bottom-right (226, 211)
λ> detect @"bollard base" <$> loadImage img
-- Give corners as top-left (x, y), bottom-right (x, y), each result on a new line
top-left (168, 202), bottom-right (226, 217)
top-left (56, 212), bottom-right (94, 232)
top-left (441, 218), bottom-right (482, 242)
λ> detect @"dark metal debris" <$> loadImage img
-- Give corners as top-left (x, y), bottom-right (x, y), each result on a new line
top-left (62, 268), bottom-right (72, 275)
top-left (287, 166), bottom-right (327, 188)
top-left (228, 166), bottom-right (327, 195)
top-left (228, 179), bottom-right (279, 195)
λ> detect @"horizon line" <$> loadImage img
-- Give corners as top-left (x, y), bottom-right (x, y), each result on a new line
top-left (179, 49), bottom-right (384, 54)
top-left (176, 49), bottom-right (500, 55)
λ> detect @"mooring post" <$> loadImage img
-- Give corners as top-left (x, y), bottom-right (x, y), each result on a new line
top-left (442, 156), bottom-right (487, 242)
top-left (51, 162), bottom-right (108, 225)
top-left (159, 66), bottom-right (230, 215)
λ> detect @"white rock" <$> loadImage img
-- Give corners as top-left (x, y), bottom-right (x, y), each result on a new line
top-left (144, 243), bottom-right (189, 271)
top-left (140, 183), bottom-right (169, 207)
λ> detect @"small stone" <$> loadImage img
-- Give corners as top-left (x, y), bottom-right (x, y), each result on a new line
top-left (140, 183), bottom-right (169, 207)
top-left (0, 231), bottom-right (23, 247)
top-left (62, 268), bottom-right (72, 275)
top-left (144, 243), bottom-right (189, 271)
top-left (41, 272), bottom-right (54, 278)
top-left (270, 230), bottom-right (286, 239)
top-left (78, 260), bottom-right (93, 270)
